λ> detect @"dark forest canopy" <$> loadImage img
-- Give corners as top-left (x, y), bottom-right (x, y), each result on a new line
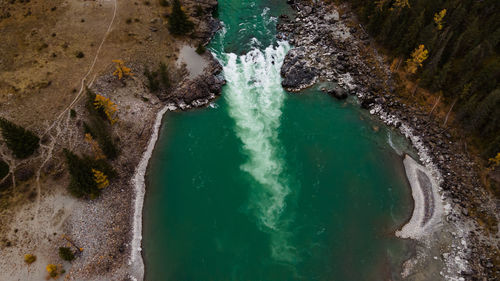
top-left (343, 0), bottom-right (499, 158)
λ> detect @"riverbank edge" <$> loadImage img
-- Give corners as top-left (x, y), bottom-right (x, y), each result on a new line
top-left (278, 1), bottom-right (498, 279)
top-left (127, 9), bottom-right (224, 281)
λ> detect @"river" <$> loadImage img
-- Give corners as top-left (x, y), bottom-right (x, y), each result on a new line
top-left (143, 0), bottom-right (415, 280)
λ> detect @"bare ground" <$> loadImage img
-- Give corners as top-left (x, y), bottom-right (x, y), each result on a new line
top-left (0, 0), bottom-right (219, 280)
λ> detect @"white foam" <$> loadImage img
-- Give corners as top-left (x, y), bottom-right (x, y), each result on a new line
top-left (387, 131), bottom-right (402, 156)
top-left (220, 41), bottom-right (296, 262)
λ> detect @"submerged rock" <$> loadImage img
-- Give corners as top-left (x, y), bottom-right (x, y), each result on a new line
top-left (327, 84), bottom-right (348, 100)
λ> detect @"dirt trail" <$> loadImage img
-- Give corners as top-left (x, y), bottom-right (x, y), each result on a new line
top-left (32, 0), bottom-right (118, 224)
top-left (43, 0), bottom-right (118, 136)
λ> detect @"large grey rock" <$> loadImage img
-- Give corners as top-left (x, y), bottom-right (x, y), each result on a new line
top-left (327, 84), bottom-right (348, 100)
top-left (280, 48), bottom-right (318, 91)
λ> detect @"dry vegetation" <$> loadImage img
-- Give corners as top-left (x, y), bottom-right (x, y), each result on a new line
top-left (0, 0), bottom-right (215, 279)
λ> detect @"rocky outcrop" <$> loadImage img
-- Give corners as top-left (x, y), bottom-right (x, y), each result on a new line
top-left (158, 0), bottom-right (225, 110)
top-left (167, 58), bottom-right (225, 109)
top-left (280, 48), bottom-right (318, 91)
top-left (189, 0), bottom-right (221, 45)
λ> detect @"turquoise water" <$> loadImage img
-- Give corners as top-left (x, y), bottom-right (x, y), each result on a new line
top-left (144, 1), bottom-right (414, 280)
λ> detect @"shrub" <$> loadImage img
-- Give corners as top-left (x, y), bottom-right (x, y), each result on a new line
top-left (0, 118), bottom-right (40, 158)
top-left (194, 5), bottom-right (203, 17)
top-left (46, 264), bottom-right (58, 278)
top-left (70, 109), bottom-right (76, 118)
top-left (75, 51), bottom-right (84, 58)
top-left (168, 0), bottom-right (194, 35)
top-left (24, 254), bottom-right (36, 264)
top-left (159, 0), bottom-right (168, 7)
top-left (144, 67), bottom-right (160, 92)
top-left (0, 159), bottom-right (8, 179)
top-left (144, 63), bottom-right (170, 93)
top-left (195, 44), bottom-right (206, 55)
top-left (158, 62), bottom-right (170, 88)
top-left (58, 247), bottom-right (75, 261)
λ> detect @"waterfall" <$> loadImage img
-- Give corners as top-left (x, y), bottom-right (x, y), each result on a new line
top-left (220, 41), bottom-right (297, 262)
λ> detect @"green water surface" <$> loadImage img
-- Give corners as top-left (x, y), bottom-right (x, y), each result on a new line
top-left (144, 1), bottom-right (414, 280)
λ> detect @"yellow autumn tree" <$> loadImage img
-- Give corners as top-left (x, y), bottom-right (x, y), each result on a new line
top-left (406, 44), bottom-right (429, 74)
top-left (92, 168), bottom-right (109, 189)
top-left (94, 94), bottom-right (118, 125)
top-left (24, 254), bottom-right (36, 264)
top-left (375, 0), bottom-right (389, 11)
top-left (489, 153), bottom-right (500, 167)
top-left (85, 133), bottom-right (105, 160)
top-left (112, 59), bottom-right (133, 79)
top-left (46, 264), bottom-right (59, 278)
top-left (434, 9), bottom-right (447, 30)
top-left (392, 0), bottom-right (410, 9)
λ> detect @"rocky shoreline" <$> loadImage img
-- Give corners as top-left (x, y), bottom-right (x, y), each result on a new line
top-left (126, 3), bottom-right (225, 281)
top-left (278, 1), bottom-right (498, 280)
top-left (128, 11), bottom-right (225, 281)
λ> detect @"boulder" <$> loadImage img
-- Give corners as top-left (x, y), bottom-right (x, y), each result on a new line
top-left (280, 48), bottom-right (318, 91)
top-left (327, 84), bottom-right (348, 100)
top-left (281, 64), bottom-right (317, 91)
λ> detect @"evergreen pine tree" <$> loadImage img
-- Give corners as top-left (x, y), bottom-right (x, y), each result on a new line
top-left (0, 159), bottom-right (8, 179)
top-left (64, 149), bottom-right (99, 198)
top-left (168, 0), bottom-right (194, 35)
top-left (0, 118), bottom-right (40, 159)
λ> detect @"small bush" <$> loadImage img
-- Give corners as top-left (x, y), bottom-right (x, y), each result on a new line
top-left (24, 254), bottom-right (36, 264)
top-left (194, 5), bottom-right (203, 17)
top-left (0, 118), bottom-right (40, 159)
top-left (0, 159), bottom-right (8, 179)
top-left (144, 68), bottom-right (160, 92)
top-left (168, 0), bottom-right (194, 35)
top-left (126, 18), bottom-right (132, 24)
top-left (75, 51), bottom-right (84, 58)
top-left (58, 247), bottom-right (75, 261)
top-left (144, 63), bottom-right (170, 93)
top-left (195, 44), bottom-right (206, 55)
top-left (46, 264), bottom-right (59, 278)
top-left (159, 0), bottom-right (168, 7)
top-left (70, 109), bottom-right (76, 118)
top-left (158, 62), bottom-right (170, 88)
